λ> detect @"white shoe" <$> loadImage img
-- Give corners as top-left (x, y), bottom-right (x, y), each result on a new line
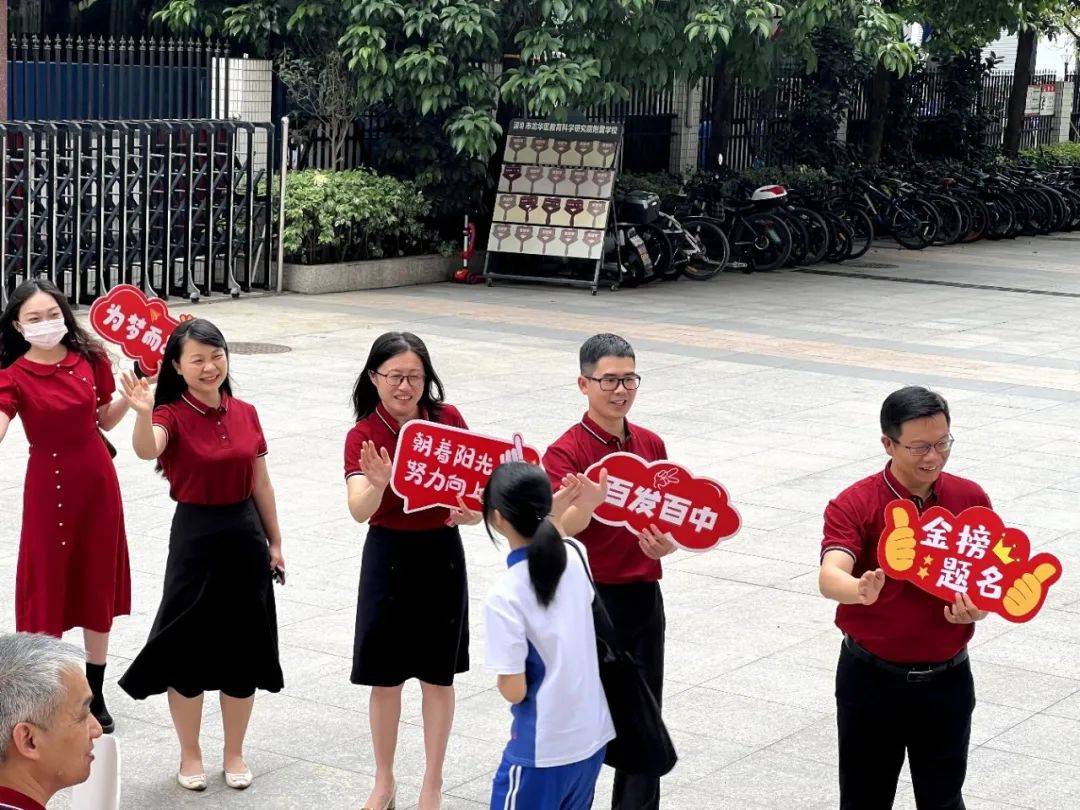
top-left (177, 771), bottom-right (207, 791)
top-left (224, 769), bottom-right (254, 790)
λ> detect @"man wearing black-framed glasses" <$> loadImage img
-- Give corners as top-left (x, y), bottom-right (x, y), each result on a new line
top-left (819, 386), bottom-right (993, 810)
top-left (543, 333), bottom-right (675, 810)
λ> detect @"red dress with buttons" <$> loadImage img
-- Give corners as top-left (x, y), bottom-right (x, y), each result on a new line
top-left (0, 351), bottom-right (131, 636)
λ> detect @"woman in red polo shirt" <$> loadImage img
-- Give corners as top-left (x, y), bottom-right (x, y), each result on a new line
top-left (0, 279), bottom-right (131, 737)
top-left (117, 318), bottom-right (284, 793)
top-left (345, 332), bottom-right (479, 810)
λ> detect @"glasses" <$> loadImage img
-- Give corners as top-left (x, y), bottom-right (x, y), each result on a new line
top-left (897, 435), bottom-right (955, 456)
top-left (373, 371), bottom-right (426, 388)
top-left (584, 374), bottom-right (641, 391)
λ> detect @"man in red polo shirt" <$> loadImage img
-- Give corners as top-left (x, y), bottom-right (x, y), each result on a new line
top-left (0, 633), bottom-right (102, 810)
top-left (543, 333), bottom-right (675, 810)
top-left (820, 386), bottom-right (992, 810)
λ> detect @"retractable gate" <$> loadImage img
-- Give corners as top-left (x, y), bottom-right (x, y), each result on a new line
top-left (0, 119), bottom-right (277, 308)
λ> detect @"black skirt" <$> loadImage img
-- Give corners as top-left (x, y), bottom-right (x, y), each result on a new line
top-left (119, 500), bottom-right (284, 700)
top-left (351, 525), bottom-right (469, 687)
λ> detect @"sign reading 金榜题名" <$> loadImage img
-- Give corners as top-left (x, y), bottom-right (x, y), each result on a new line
top-left (390, 420), bottom-right (542, 513)
top-left (583, 453), bottom-right (741, 552)
top-left (877, 499), bottom-right (1061, 623)
top-left (88, 284), bottom-right (191, 377)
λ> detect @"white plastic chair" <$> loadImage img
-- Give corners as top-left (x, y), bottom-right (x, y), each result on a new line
top-left (70, 735), bottom-right (121, 810)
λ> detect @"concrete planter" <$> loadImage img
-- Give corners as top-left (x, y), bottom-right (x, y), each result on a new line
top-left (283, 252), bottom-right (480, 294)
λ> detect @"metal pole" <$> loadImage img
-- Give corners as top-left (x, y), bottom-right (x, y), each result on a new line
top-left (276, 115), bottom-right (288, 293)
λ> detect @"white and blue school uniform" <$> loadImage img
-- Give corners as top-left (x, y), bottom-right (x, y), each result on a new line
top-left (485, 538), bottom-right (615, 810)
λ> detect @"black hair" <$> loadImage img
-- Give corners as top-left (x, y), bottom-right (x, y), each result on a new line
top-left (352, 332), bottom-right (445, 421)
top-left (0, 279), bottom-right (107, 369)
top-left (579, 333), bottom-right (635, 375)
top-left (880, 386), bottom-right (951, 440)
top-left (483, 462), bottom-right (567, 609)
top-left (153, 318), bottom-right (233, 408)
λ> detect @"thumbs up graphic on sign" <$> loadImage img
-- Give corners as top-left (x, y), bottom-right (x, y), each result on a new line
top-left (883, 504), bottom-right (918, 572)
top-left (1003, 562), bottom-right (1059, 618)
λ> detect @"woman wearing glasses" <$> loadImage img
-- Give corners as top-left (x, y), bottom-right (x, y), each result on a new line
top-left (344, 332), bottom-right (480, 810)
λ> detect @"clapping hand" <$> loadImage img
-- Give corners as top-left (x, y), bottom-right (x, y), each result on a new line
top-left (856, 568), bottom-right (886, 606)
top-left (551, 470), bottom-right (609, 522)
top-left (359, 440), bottom-right (393, 490)
top-left (120, 372), bottom-right (155, 414)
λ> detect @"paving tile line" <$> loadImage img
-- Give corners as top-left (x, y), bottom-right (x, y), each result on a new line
top-left (284, 291), bottom-right (1080, 394)
top-left (794, 267), bottom-right (1080, 299)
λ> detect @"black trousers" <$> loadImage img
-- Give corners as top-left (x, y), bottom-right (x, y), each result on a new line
top-left (596, 581), bottom-right (666, 810)
top-left (836, 642), bottom-right (975, 810)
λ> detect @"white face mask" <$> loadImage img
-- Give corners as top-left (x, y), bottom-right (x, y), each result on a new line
top-left (20, 318), bottom-right (68, 349)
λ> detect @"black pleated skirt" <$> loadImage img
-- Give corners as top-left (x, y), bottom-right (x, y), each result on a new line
top-left (119, 500), bottom-right (284, 700)
top-left (351, 525), bottom-right (469, 687)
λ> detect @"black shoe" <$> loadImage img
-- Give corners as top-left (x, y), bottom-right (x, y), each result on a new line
top-left (93, 703), bottom-right (115, 734)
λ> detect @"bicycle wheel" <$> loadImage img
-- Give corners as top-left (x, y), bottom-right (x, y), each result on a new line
top-left (927, 196), bottom-right (964, 246)
top-left (891, 199), bottom-right (937, 250)
top-left (794, 208), bottom-right (830, 266)
top-left (781, 210), bottom-right (809, 267)
top-left (833, 202), bottom-right (874, 260)
top-left (960, 196), bottom-right (988, 243)
top-left (732, 213), bottom-right (792, 272)
top-left (680, 218), bottom-right (729, 280)
top-left (823, 212), bottom-right (854, 263)
top-left (616, 223), bottom-right (671, 287)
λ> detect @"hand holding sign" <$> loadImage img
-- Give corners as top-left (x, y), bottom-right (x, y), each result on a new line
top-left (877, 499), bottom-right (1062, 623)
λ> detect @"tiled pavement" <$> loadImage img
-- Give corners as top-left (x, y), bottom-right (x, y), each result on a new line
top-left (2, 234), bottom-right (1079, 809)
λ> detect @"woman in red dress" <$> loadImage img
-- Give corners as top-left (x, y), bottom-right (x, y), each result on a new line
top-left (0, 280), bottom-right (132, 735)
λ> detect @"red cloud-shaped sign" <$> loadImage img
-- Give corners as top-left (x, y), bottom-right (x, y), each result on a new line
top-left (878, 499), bottom-right (1062, 623)
top-left (88, 284), bottom-right (184, 377)
top-left (390, 420), bottom-right (542, 513)
top-left (584, 452), bottom-right (740, 552)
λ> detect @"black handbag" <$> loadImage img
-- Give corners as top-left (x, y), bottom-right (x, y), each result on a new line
top-left (565, 541), bottom-right (678, 777)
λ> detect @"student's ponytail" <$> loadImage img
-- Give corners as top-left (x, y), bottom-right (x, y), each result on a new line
top-left (483, 462), bottom-right (568, 608)
top-left (526, 518), bottom-right (568, 608)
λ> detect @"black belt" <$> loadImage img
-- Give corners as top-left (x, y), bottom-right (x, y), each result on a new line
top-left (843, 636), bottom-right (968, 683)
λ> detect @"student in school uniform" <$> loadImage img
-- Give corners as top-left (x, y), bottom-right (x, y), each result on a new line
top-left (117, 318), bottom-right (285, 793)
top-left (542, 333), bottom-right (676, 810)
top-left (483, 461), bottom-right (614, 810)
top-left (0, 279), bottom-right (132, 735)
top-left (819, 386), bottom-right (1002, 810)
top-left (344, 332), bottom-right (481, 810)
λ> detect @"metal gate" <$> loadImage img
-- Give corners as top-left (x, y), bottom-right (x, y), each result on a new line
top-left (0, 119), bottom-right (277, 308)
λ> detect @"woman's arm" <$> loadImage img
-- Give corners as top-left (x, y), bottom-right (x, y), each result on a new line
top-left (347, 475), bottom-right (386, 524)
top-left (121, 374), bottom-right (167, 459)
top-left (252, 456), bottom-right (284, 572)
top-left (346, 440), bottom-right (393, 524)
top-left (97, 397), bottom-right (131, 431)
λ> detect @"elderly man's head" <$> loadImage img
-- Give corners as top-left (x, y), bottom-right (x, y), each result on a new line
top-left (0, 634), bottom-right (101, 799)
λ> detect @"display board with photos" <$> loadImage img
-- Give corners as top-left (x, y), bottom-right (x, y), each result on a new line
top-left (483, 119), bottom-right (623, 292)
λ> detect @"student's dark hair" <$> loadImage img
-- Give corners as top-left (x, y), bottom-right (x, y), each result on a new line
top-left (880, 386), bottom-right (950, 440)
top-left (483, 462), bottom-right (567, 609)
top-left (579, 333), bottom-right (635, 374)
top-left (352, 332), bottom-right (445, 421)
top-left (0, 279), bottom-right (107, 369)
top-left (153, 319), bottom-right (233, 408)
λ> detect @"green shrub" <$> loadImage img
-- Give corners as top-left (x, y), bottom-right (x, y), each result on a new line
top-left (615, 172), bottom-right (686, 206)
top-left (1021, 141), bottom-right (1080, 168)
top-left (279, 169), bottom-right (436, 264)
